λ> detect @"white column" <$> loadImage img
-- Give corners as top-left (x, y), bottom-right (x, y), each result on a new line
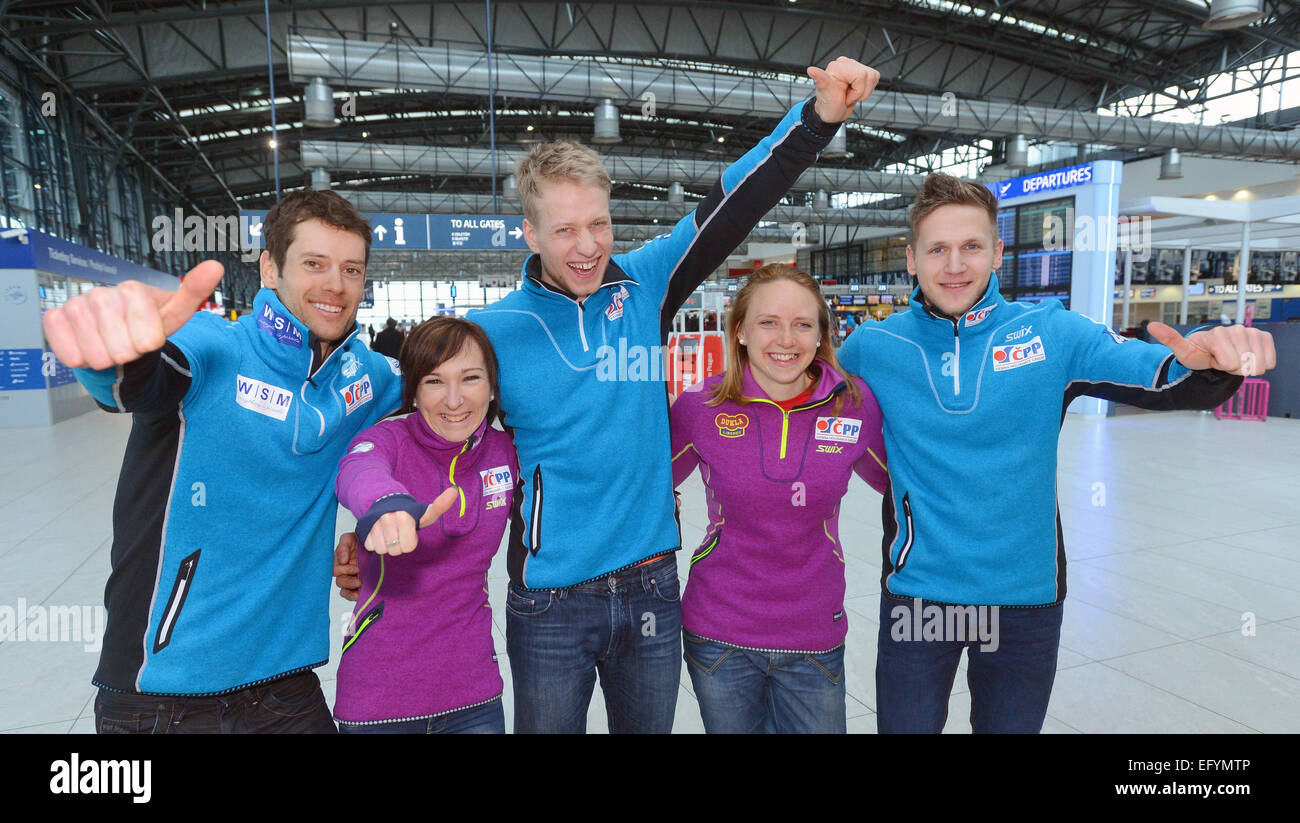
top-left (1180, 245), bottom-right (1192, 325)
top-left (1236, 222), bottom-right (1251, 325)
top-left (1121, 249), bottom-right (1133, 329)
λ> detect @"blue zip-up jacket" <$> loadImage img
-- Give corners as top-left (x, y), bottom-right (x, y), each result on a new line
top-left (469, 99), bottom-right (838, 588)
top-left (837, 275), bottom-right (1241, 607)
top-left (75, 288), bottom-right (402, 695)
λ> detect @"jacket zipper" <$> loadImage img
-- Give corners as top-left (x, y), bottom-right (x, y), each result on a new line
top-left (342, 601), bottom-right (384, 654)
top-left (447, 439), bottom-right (470, 517)
top-left (528, 465), bottom-right (543, 556)
top-left (747, 394), bottom-right (836, 459)
top-left (154, 549), bottom-right (201, 653)
top-left (691, 530), bottom-right (721, 566)
top-left (576, 302), bottom-right (589, 352)
top-left (895, 493), bottom-right (915, 572)
top-left (950, 318), bottom-right (961, 396)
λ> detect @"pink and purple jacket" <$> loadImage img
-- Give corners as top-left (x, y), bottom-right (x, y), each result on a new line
top-left (333, 413), bottom-right (517, 725)
top-left (671, 360), bottom-right (888, 652)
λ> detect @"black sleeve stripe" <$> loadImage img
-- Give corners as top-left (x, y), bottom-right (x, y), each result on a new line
top-left (1065, 355), bottom-right (1243, 412)
top-left (114, 343), bottom-right (193, 412)
top-left (658, 100), bottom-right (832, 340)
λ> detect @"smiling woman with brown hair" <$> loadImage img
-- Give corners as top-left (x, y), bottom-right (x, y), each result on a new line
top-left (671, 264), bottom-right (888, 734)
top-left (333, 316), bottom-right (518, 734)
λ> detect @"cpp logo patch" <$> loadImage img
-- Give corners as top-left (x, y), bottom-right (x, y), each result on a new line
top-left (235, 375), bottom-right (293, 420)
top-left (340, 375), bottom-right (374, 415)
top-left (816, 417), bottom-right (862, 444)
top-left (993, 336), bottom-right (1047, 371)
top-left (256, 304), bottom-right (303, 349)
top-left (480, 466), bottom-right (513, 495)
top-left (963, 307), bottom-right (993, 328)
top-left (715, 413), bottom-right (748, 438)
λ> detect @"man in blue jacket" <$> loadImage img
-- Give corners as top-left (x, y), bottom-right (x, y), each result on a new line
top-left (837, 174), bottom-right (1276, 733)
top-left (475, 59), bottom-right (880, 733)
top-left (45, 190), bottom-right (404, 732)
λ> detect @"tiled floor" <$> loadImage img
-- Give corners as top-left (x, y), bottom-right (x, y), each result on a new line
top-left (1, 408), bottom-right (1298, 733)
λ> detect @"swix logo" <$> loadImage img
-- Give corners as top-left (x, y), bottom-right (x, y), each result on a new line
top-left (1005, 325), bottom-right (1033, 341)
top-left (480, 466), bottom-right (513, 495)
top-left (715, 412), bottom-right (748, 438)
top-left (605, 286), bottom-right (629, 321)
top-left (235, 375), bottom-right (293, 420)
top-left (340, 375), bottom-right (373, 415)
top-left (816, 444), bottom-right (844, 454)
top-left (340, 351), bottom-right (361, 378)
top-left (992, 336), bottom-right (1046, 371)
top-left (963, 307), bottom-right (992, 328)
top-left (815, 417), bottom-right (862, 444)
top-left (485, 494), bottom-right (507, 511)
top-left (256, 304), bottom-right (303, 349)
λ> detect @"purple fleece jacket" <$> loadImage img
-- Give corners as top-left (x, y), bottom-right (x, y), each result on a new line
top-left (333, 413), bottom-right (517, 725)
top-left (671, 359), bottom-right (887, 652)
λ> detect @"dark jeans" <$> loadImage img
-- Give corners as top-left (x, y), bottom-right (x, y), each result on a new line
top-left (875, 592), bottom-right (1063, 734)
top-left (338, 697), bottom-right (504, 734)
top-left (94, 670), bottom-right (337, 734)
top-left (683, 630), bottom-right (846, 734)
top-left (506, 554), bottom-right (682, 734)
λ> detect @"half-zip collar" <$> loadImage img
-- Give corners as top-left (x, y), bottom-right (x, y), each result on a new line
top-left (740, 358), bottom-right (848, 460)
top-left (400, 408), bottom-right (490, 463)
top-left (520, 254), bottom-right (637, 305)
top-left (401, 411), bottom-right (492, 521)
top-left (909, 275), bottom-right (1006, 398)
top-left (250, 287), bottom-right (359, 379)
top-left (910, 273), bottom-right (1005, 329)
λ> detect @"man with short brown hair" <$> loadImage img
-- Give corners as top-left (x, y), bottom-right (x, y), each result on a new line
top-left (838, 172), bottom-right (1276, 733)
top-left (46, 188), bottom-right (403, 733)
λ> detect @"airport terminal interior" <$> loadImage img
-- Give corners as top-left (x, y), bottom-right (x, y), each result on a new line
top-left (2, 1), bottom-right (1299, 734)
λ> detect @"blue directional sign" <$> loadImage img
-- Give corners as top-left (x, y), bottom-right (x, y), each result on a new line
top-left (429, 215), bottom-right (528, 250)
top-left (1, 229), bottom-right (176, 288)
top-left (988, 163), bottom-right (1094, 201)
top-left (241, 210), bottom-right (527, 251)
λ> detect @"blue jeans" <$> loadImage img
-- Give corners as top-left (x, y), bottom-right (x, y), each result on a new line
top-left (337, 697), bottom-right (504, 734)
top-left (683, 630), bottom-right (846, 734)
top-left (94, 670), bottom-right (337, 734)
top-left (505, 554), bottom-right (682, 734)
top-left (876, 592), bottom-right (1063, 734)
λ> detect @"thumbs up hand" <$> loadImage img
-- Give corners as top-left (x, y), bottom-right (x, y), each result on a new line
top-left (808, 57), bottom-right (880, 123)
top-left (1147, 321), bottom-right (1276, 377)
top-left (42, 260), bottom-right (225, 370)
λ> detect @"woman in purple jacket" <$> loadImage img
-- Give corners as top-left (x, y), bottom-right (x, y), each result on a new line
top-left (671, 264), bottom-right (888, 733)
top-left (334, 317), bottom-right (517, 734)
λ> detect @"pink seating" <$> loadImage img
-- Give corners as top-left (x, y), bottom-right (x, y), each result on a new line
top-left (1214, 378), bottom-right (1270, 422)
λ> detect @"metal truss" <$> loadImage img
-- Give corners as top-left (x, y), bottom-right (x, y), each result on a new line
top-left (337, 189), bottom-right (909, 227)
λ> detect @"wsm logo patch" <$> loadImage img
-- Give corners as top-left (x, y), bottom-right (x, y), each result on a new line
top-left (235, 375), bottom-right (293, 421)
top-left (715, 413), bottom-right (748, 438)
top-left (256, 304), bottom-right (303, 349)
top-left (340, 375), bottom-right (373, 415)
